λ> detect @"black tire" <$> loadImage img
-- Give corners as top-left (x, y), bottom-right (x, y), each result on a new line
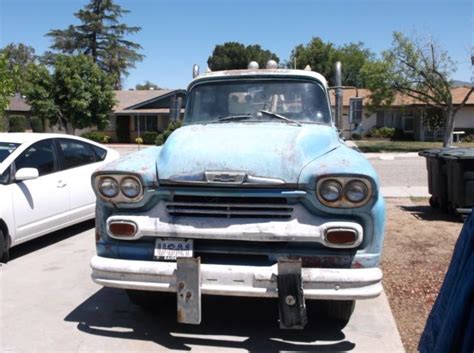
top-left (126, 289), bottom-right (173, 312)
top-left (0, 228), bottom-right (9, 263)
top-left (323, 300), bottom-right (356, 322)
top-left (429, 196), bottom-right (439, 208)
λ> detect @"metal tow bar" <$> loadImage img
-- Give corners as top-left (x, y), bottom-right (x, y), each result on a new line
top-left (176, 257), bottom-right (201, 325)
top-left (277, 258), bottom-right (307, 329)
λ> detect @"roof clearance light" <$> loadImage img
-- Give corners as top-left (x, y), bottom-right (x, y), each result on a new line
top-left (266, 60), bottom-right (278, 69)
top-left (248, 61), bottom-right (259, 70)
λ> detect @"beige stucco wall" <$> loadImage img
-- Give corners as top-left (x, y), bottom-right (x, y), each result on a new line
top-left (454, 106), bottom-right (474, 129)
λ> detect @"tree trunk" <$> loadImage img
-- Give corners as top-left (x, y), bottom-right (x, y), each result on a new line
top-left (442, 106), bottom-right (455, 147)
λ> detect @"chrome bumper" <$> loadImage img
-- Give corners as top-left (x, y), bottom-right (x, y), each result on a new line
top-left (91, 255), bottom-right (383, 300)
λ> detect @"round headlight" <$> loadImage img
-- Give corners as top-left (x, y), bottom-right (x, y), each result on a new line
top-left (120, 177), bottom-right (141, 199)
top-left (99, 177), bottom-right (119, 198)
top-left (319, 180), bottom-right (343, 202)
top-left (345, 180), bottom-right (369, 203)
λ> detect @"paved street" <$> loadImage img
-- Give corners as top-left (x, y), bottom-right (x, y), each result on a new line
top-left (0, 222), bottom-right (404, 353)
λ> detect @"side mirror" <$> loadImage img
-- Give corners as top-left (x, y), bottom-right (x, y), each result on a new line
top-left (15, 168), bottom-right (39, 181)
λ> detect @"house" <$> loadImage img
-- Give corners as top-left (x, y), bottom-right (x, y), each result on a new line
top-left (105, 89), bottom-right (186, 142)
top-left (333, 86), bottom-right (474, 141)
top-left (3, 93), bottom-right (33, 130)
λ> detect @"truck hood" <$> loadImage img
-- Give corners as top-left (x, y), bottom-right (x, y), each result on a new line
top-left (157, 123), bottom-right (340, 185)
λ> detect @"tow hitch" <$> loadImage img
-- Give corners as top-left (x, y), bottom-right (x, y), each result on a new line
top-left (277, 258), bottom-right (307, 329)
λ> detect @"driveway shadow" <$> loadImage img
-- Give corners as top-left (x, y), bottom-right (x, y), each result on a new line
top-left (65, 287), bottom-right (355, 352)
top-left (8, 219), bottom-right (95, 261)
top-left (399, 205), bottom-right (463, 223)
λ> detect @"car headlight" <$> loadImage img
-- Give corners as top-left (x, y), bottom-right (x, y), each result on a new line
top-left (317, 176), bottom-right (373, 208)
top-left (345, 180), bottom-right (369, 203)
top-left (99, 177), bottom-right (119, 198)
top-left (120, 177), bottom-right (142, 199)
top-left (319, 180), bottom-right (343, 202)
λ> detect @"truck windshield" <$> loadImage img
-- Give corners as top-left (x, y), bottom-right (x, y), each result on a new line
top-left (184, 79), bottom-right (331, 125)
top-left (0, 142), bottom-right (20, 163)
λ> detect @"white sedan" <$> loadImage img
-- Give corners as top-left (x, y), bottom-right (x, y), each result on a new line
top-left (0, 133), bottom-right (120, 262)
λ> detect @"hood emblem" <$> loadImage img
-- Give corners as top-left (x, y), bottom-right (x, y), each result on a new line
top-left (205, 171), bottom-right (246, 184)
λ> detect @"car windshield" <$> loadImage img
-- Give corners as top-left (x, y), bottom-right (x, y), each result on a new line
top-left (0, 142), bottom-right (20, 163)
top-left (184, 79), bottom-right (331, 125)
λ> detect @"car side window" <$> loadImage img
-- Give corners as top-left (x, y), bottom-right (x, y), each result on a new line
top-left (59, 139), bottom-right (97, 169)
top-left (15, 139), bottom-right (57, 177)
top-left (90, 144), bottom-right (107, 161)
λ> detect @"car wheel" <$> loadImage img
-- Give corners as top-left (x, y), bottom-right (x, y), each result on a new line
top-left (126, 289), bottom-right (173, 312)
top-left (323, 300), bottom-right (355, 322)
top-left (0, 228), bottom-right (9, 263)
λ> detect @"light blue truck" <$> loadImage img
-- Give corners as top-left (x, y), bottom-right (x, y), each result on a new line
top-left (90, 61), bottom-right (386, 328)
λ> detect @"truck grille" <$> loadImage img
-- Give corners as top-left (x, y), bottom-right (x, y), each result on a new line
top-left (166, 195), bottom-right (293, 219)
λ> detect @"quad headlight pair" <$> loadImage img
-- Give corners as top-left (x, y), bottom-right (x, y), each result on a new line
top-left (95, 174), bottom-right (143, 202)
top-left (317, 177), bottom-right (372, 207)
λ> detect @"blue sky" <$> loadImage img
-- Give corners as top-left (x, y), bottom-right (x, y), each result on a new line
top-left (1, 0), bottom-right (472, 89)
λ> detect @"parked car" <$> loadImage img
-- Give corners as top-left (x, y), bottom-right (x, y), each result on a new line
top-left (0, 133), bottom-right (119, 262)
top-left (91, 62), bottom-right (386, 328)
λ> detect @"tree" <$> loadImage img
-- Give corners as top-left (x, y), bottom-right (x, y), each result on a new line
top-left (289, 37), bottom-right (374, 86)
top-left (0, 43), bottom-right (37, 93)
top-left (46, 0), bottom-right (143, 89)
top-left (135, 81), bottom-right (161, 90)
top-left (208, 42), bottom-right (279, 71)
top-left (0, 54), bottom-right (15, 119)
top-left (25, 55), bottom-right (116, 134)
top-left (361, 32), bottom-right (473, 147)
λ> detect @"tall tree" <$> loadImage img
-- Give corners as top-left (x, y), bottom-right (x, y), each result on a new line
top-left (25, 55), bottom-right (116, 134)
top-left (361, 32), bottom-right (473, 147)
top-left (208, 42), bottom-right (279, 71)
top-left (0, 43), bottom-right (37, 93)
top-left (289, 37), bottom-right (374, 86)
top-left (0, 54), bottom-right (15, 129)
top-left (135, 80), bottom-right (161, 90)
top-left (46, 0), bottom-right (143, 89)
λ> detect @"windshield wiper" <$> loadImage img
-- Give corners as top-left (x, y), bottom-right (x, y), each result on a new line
top-left (207, 114), bottom-right (255, 124)
top-left (258, 110), bottom-right (302, 126)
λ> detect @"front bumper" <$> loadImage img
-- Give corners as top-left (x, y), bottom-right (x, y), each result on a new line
top-left (90, 255), bottom-right (383, 300)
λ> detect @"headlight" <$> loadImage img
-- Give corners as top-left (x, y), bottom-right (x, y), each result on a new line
top-left (99, 177), bottom-right (119, 198)
top-left (319, 180), bottom-right (343, 202)
top-left (120, 177), bottom-right (141, 199)
top-left (345, 180), bottom-right (369, 203)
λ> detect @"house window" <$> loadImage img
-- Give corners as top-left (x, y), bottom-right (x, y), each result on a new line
top-left (403, 116), bottom-right (415, 133)
top-left (134, 115), bottom-right (158, 132)
top-left (376, 111), bottom-right (384, 127)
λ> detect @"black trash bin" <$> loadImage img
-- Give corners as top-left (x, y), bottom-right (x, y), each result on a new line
top-left (419, 148), bottom-right (452, 209)
top-left (439, 148), bottom-right (474, 216)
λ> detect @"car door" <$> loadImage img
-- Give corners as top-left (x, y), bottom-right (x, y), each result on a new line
top-left (11, 139), bottom-right (71, 242)
top-left (56, 138), bottom-right (103, 222)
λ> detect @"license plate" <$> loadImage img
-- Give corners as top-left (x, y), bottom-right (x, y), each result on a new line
top-left (154, 238), bottom-right (193, 260)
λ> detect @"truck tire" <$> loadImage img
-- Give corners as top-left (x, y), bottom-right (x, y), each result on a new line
top-left (126, 289), bottom-right (173, 312)
top-left (323, 300), bottom-right (355, 322)
top-left (0, 229), bottom-right (9, 263)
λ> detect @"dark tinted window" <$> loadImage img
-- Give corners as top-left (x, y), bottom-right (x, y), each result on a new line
top-left (0, 167), bottom-right (10, 184)
top-left (90, 144), bottom-right (107, 161)
top-left (0, 142), bottom-right (20, 163)
top-left (59, 139), bottom-right (96, 169)
top-left (15, 139), bottom-right (57, 176)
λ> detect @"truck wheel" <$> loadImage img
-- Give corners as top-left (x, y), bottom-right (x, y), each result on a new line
top-left (126, 289), bottom-right (172, 311)
top-left (323, 300), bottom-right (355, 322)
top-left (0, 229), bottom-right (9, 263)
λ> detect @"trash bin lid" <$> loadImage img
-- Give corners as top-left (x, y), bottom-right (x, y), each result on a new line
top-left (439, 148), bottom-right (474, 159)
top-left (418, 148), bottom-right (444, 157)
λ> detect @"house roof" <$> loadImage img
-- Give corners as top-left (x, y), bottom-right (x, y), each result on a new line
top-left (113, 89), bottom-right (185, 113)
top-left (7, 93), bottom-right (31, 112)
top-left (330, 86), bottom-right (474, 107)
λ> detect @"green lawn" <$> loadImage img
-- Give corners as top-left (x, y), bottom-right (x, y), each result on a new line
top-left (354, 140), bottom-right (474, 153)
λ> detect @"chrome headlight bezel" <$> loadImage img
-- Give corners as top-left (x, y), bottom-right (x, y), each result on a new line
top-left (94, 174), bottom-right (144, 203)
top-left (316, 176), bottom-right (373, 208)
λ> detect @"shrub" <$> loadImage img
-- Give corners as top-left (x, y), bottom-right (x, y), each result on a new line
top-left (8, 115), bottom-right (26, 132)
top-left (135, 137), bottom-right (143, 145)
top-left (142, 131), bottom-right (158, 145)
top-left (81, 131), bottom-right (110, 143)
top-left (368, 127), bottom-right (395, 139)
top-left (30, 117), bottom-right (44, 132)
top-left (156, 120), bottom-right (182, 146)
top-left (0, 116), bottom-right (7, 132)
top-left (463, 134), bottom-right (474, 143)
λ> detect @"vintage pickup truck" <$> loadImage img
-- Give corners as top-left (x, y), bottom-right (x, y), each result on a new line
top-left (90, 61), bottom-right (385, 328)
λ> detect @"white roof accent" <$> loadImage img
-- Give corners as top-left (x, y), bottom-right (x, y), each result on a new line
top-left (188, 69), bottom-right (328, 88)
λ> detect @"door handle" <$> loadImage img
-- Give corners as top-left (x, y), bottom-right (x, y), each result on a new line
top-left (57, 180), bottom-right (67, 188)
